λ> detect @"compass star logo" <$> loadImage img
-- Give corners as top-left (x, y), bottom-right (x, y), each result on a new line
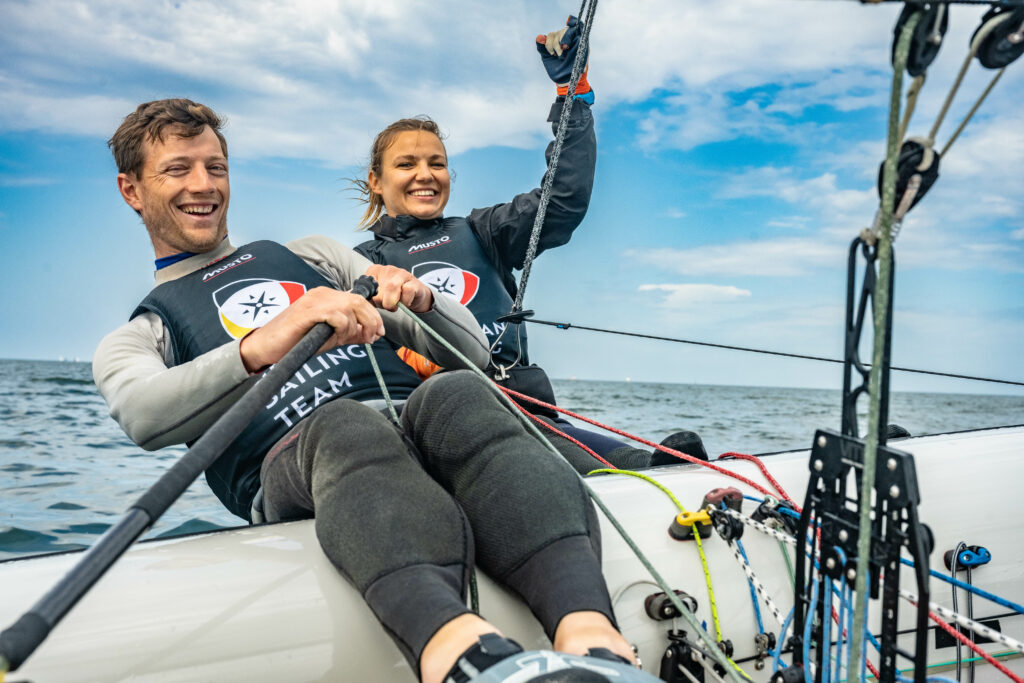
top-left (411, 261), bottom-right (479, 306)
top-left (212, 278), bottom-right (306, 339)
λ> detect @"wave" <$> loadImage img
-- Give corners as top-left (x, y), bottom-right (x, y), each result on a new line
top-left (36, 376), bottom-right (94, 386)
top-left (0, 526), bottom-right (87, 557)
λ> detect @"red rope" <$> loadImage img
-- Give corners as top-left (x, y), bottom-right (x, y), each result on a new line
top-left (498, 385), bottom-right (785, 501)
top-left (928, 610), bottom-right (1023, 683)
top-left (515, 404), bottom-right (616, 470)
top-left (500, 387), bottom-right (1021, 680)
top-left (719, 452), bottom-right (794, 505)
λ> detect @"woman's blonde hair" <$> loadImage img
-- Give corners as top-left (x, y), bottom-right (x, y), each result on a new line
top-left (351, 116), bottom-right (445, 229)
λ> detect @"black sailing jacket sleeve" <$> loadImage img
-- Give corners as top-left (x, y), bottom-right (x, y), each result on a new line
top-left (466, 97), bottom-right (595, 283)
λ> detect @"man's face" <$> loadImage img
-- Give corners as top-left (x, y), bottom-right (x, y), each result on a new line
top-left (118, 125), bottom-right (229, 257)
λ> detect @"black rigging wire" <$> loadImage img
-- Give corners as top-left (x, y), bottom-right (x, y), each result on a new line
top-left (524, 317), bottom-right (1024, 388)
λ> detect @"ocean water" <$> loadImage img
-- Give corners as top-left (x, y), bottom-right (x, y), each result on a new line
top-left (1, 358), bottom-right (1022, 561)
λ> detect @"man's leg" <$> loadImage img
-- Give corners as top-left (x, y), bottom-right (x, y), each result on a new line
top-left (259, 398), bottom-right (481, 678)
top-left (401, 371), bottom-right (632, 662)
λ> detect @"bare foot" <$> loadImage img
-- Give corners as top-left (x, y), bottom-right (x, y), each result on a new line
top-left (552, 611), bottom-right (636, 665)
top-left (419, 614), bottom-right (502, 683)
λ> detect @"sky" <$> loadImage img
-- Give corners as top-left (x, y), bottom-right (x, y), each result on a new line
top-left (1, 0), bottom-right (1021, 396)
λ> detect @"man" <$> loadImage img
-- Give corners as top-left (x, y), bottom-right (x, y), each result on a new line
top-left (94, 99), bottom-right (641, 683)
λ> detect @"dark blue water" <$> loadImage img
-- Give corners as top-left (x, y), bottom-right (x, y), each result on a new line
top-left (1, 359), bottom-right (1022, 560)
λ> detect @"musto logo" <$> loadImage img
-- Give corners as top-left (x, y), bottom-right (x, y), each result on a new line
top-left (411, 261), bottom-right (479, 306)
top-left (213, 278), bottom-right (306, 339)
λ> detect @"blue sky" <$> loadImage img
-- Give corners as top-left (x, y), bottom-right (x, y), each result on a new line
top-left (1, 0), bottom-right (1021, 395)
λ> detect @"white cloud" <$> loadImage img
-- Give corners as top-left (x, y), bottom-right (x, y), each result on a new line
top-left (639, 283), bottom-right (751, 307)
top-left (0, 175), bottom-right (56, 188)
top-left (628, 237), bottom-right (844, 277)
top-left (1012, 229), bottom-right (1024, 241)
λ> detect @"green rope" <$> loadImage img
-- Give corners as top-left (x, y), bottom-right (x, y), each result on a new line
top-left (396, 303), bottom-right (752, 683)
top-left (778, 540), bottom-right (795, 585)
top-left (586, 468), bottom-right (686, 511)
top-left (470, 568), bottom-right (480, 614)
top-left (363, 343), bottom-right (401, 425)
top-left (848, 10), bottom-right (921, 677)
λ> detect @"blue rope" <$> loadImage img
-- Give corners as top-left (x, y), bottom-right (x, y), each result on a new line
top-left (803, 575), bottom-right (820, 683)
top-left (774, 607), bottom-right (795, 673)
top-left (833, 583), bottom-right (848, 683)
top-left (900, 556), bottom-right (1024, 615)
top-left (736, 538), bottom-right (766, 635)
top-left (822, 578), bottom-right (833, 683)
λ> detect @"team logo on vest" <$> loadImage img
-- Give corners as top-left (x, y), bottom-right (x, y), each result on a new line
top-left (212, 278), bottom-right (306, 339)
top-left (411, 261), bottom-right (479, 306)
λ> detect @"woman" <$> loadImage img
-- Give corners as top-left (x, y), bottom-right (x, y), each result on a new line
top-left (353, 17), bottom-right (654, 470)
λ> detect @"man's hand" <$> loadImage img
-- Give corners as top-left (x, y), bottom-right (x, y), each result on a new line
top-left (364, 264), bottom-right (434, 313)
top-left (239, 286), bottom-right (384, 373)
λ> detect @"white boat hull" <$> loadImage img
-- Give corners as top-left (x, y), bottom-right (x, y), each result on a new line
top-left (2, 426), bottom-right (1022, 681)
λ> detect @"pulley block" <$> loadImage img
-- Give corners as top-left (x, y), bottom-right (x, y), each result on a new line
top-left (709, 507), bottom-right (744, 542)
top-left (893, 3), bottom-right (949, 77)
top-left (974, 6), bottom-right (1024, 69)
top-left (877, 138), bottom-right (941, 213)
top-left (644, 590), bottom-right (698, 621)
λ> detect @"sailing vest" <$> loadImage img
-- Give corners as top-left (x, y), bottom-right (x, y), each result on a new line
top-left (356, 216), bottom-right (529, 371)
top-left (131, 240), bottom-right (421, 519)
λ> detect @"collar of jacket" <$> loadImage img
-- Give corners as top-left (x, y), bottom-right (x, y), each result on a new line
top-left (372, 214), bottom-right (445, 241)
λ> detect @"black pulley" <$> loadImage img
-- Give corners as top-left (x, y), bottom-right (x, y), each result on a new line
top-left (877, 139), bottom-right (941, 214)
top-left (974, 7), bottom-right (1024, 69)
top-left (892, 3), bottom-right (949, 77)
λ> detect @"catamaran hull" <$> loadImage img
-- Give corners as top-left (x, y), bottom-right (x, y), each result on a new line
top-left (1, 426), bottom-right (1021, 682)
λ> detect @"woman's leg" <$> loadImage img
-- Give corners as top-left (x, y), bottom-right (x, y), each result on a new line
top-left (401, 371), bottom-right (633, 662)
top-left (259, 398), bottom-right (482, 678)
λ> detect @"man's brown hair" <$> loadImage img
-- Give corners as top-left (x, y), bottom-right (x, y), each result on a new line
top-left (108, 98), bottom-right (227, 176)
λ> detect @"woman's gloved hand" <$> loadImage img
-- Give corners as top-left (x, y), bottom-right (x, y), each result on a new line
top-left (536, 15), bottom-right (593, 104)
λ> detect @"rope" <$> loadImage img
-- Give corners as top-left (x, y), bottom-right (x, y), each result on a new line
top-left (490, 0), bottom-right (599, 370)
top-left (498, 385), bottom-right (788, 501)
top-left (716, 507), bottom-right (798, 547)
top-left (718, 453), bottom-right (794, 504)
top-left (925, 606), bottom-right (1024, 683)
top-left (900, 589), bottom-right (1024, 656)
top-left (899, 556), bottom-right (1024, 615)
top-left (363, 343), bottom-right (401, 424)
top-left (587, 468), bottom-right (726, 645)
top-left (394, 303), bottom-right (751, 683)
top-left (725, 537), bottom-right (789, 628)
top-left (849, 12), bottom-right (921, 676)
top-left (519, 408), bottom-right (615, 469)
top-left (523, 318), bottom-right (1024, 388)
top-left (509, 0), bottom-right (598, 316)
top-left (734, 539), bottom-right (766, 636)
top-left (928, 11), bottom-right (1015, 155)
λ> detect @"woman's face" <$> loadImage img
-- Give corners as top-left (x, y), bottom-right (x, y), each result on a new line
top-left (368, 130), bottom-right (450, 221)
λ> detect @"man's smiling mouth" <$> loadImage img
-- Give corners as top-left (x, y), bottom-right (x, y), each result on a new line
top-left (180, 204), bottom-right (216, 215)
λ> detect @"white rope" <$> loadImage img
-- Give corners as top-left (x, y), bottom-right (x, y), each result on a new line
top-left (715, 507), bottom-right (797, 547)
top-left (900, 589), bottom-right (1024, 656)
top-left (724, 539), bottom-right (790, 627)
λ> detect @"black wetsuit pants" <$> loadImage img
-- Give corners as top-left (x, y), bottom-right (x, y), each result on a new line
top-left (258, 370), bottom-right (615, 675)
